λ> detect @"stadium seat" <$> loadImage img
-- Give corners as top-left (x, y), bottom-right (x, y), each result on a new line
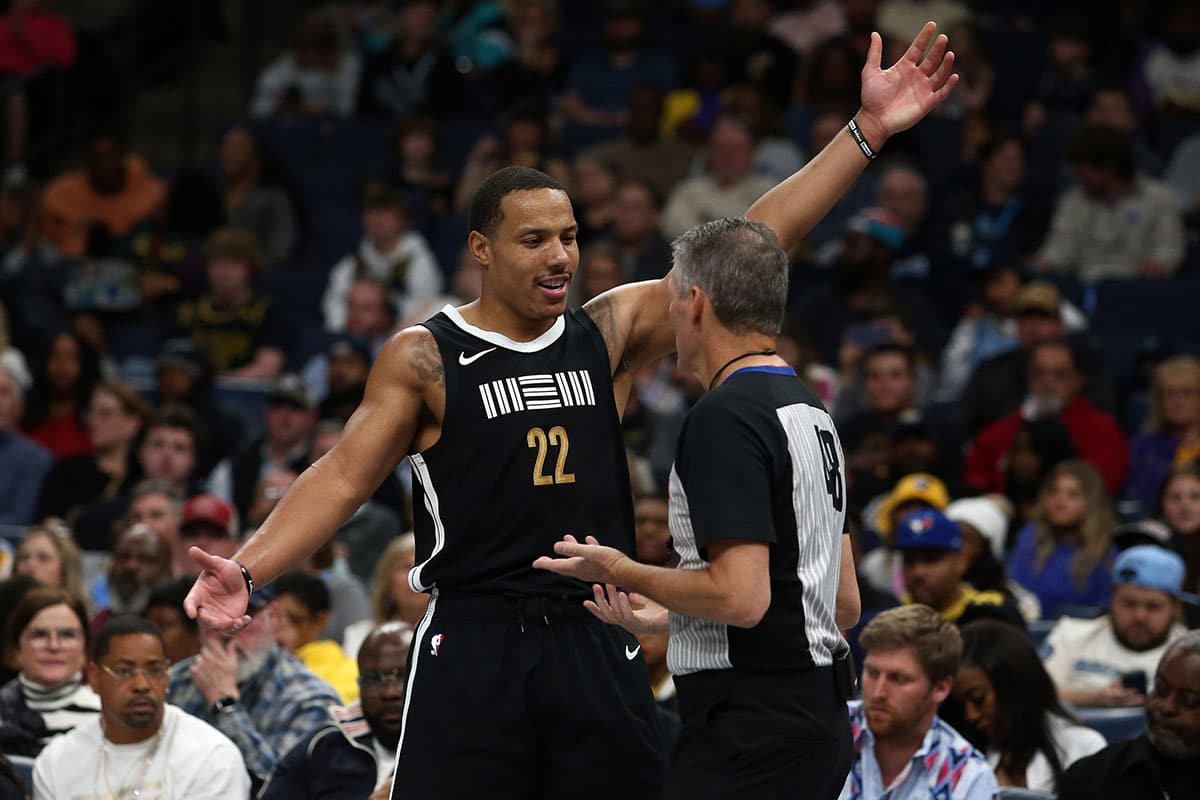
top-left (1091, 279), bottom-right (1200, 341)
top-left (1073, 706), bottom-right (1146, 744)
top-left (5, 754), bottom-right (33, 794)
top-left (248, 117), bottom-right (323, 172)
top-left (317, 118), bottom-right (394, 177)
top-left (998, 790), bottom-right (1055, 800)
top-left (1027, 619), bottom-right (1056, 648)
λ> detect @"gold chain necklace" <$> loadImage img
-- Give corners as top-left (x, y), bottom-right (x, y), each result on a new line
top-left (100, 720), bottom-right (164, 800)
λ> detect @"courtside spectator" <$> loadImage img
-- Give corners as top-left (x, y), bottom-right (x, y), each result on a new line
top-left (251, 8), bottom-right (361, 118)
top-left (271, 571), bottom-right (360, 704)
top-left (0, 360), bottom-right (51, 524)
top-left (1123, 356), bottom-right (1200, 513)
top-left (1161, 464), bottom-right (1200, 594)
top-left (21, 330), bottom-right (100, 459)
top-left (218, 126), bottom-right (298, 268)
top-left (13, 523), bottom-right (84, 599)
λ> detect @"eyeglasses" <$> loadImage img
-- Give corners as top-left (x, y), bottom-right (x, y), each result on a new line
top-left (359, 668), bottom-right (406, 690)
top-left (99, 661), bottom-right (171, 682)
top-left (24, 627), bottom-right (83, 647)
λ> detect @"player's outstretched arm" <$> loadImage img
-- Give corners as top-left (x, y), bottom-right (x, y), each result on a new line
top-left (185, 328), bottom-right (433, 630)
top-left (746, 21), bottom-right (957, 253)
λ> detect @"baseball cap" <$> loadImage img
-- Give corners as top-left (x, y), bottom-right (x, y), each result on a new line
top-left (327, 335), bottom-right (372, 365)
top-left (268, 374), bottom-right (314, 410)
top-left (1015, 281), bottom-right (1061, 318)
top-left (1112, 545), bottom-right (1185, 598)
top-left (875, 473), bottom-right (950, 535)
top-left (181, 494), bottom-right (236, 538)
top-left (894, 509), bottom-right (962, 552)
top-left (157, 338), bottom-right (208, 378)
top-left (945, 497), bottom-right (1009, 560)
top-left (1114, 519), bottom-right (1172, 550)
top-left (845, 207), bottom-right (905, 252)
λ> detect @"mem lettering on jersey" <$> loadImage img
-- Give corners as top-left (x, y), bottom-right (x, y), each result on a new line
top-left (478, 370), bottom-right (596, 419)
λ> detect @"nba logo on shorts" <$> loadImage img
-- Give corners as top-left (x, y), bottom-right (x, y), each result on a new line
top-left (430, 633), bottom-right (445, 656)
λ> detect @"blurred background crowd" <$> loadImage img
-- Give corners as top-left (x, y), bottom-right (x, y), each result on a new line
top-left (0, 0), bottom-right (1199, 797)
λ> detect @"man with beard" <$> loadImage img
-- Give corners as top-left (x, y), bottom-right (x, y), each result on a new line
top-left (839, 605), bottom-right (999, 799)
top-left (166, 586), bottom-right (341, 793)
top-left (260, 622), bottom-right (414, 799)
top-left (1058, 630), bottom-right (1200, 800)
top-left (1043, 546), bottom-right (1189, 707)
top-left (895, 509), bottom-right (1024, 629)
top-left (91, 524), bottom-right (173, 633)
top-left (32, 615), bottom-right (249, 799)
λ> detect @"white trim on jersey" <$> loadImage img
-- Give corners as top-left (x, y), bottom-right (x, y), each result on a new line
top-left (441, 304), bottom-right (565, 352)
top-left (408, 453), bottom-right (447, 593)
top-left (394, 588), bottom-right (438, 769)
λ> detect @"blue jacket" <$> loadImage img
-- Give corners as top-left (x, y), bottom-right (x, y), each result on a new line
top-left (258, 700), bottom-right (385, 800)
top-left (0, 431), bottom-right (52, 525)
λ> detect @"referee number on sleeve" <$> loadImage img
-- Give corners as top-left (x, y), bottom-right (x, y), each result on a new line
top-left (814, 427), bottom-right (844, 512)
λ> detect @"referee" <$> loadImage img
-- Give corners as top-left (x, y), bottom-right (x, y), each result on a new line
top-left (535, 216), bottom-right (860, 800)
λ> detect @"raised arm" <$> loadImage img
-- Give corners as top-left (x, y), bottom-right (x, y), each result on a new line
top-left (185, 327), bottom-right (434, 630)
top-left (747, 23), bottom-right (957, 252)
top-left (585, 23), bottom-right (957, 393)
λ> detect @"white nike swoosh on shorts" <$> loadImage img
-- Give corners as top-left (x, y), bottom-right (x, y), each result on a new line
top-left (625, 645), bottom-right (641, 660)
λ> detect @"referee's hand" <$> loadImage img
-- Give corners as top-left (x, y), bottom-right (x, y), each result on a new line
top-left (585, 584), bottom-right (668, 636)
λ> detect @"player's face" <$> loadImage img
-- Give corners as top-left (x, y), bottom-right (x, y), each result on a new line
top-left (1111, 585), bottom-right (1178, 652)
top-left (861, 647), bottom-right (946, 741)
top-left (480, 189), bottom-right (578, 323)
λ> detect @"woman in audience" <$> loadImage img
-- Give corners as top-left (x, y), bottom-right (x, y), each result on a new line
top-left (342, 533), bottom-right (426, 658)
top-left (35, 381), bottom-right (151, 548)
top-left (1161, 462), bottom-right (1200, 594)
top-left (13, 522), bottom-right (84, 601)
top-left (0, 587), bottom-right (99, 756)
top-left (1124, 355), bottom-right (1200, 513)
top-left (20, 330), bottom-right (101, 459)
top-left (954, 620), bottom-right (1106, 792)
top-left (1007, 460), bottom-right (1116, 618)
top-left (219, 125), bottom-right (299, 268)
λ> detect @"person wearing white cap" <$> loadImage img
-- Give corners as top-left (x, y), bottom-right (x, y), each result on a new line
top-left (945, 496), bottom-right (1041, 621)
top-left (1041, 545), bottom-right (1189, 707)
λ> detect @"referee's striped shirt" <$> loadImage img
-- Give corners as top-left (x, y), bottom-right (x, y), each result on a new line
top-left (666, 366), bottom-right (848, 677)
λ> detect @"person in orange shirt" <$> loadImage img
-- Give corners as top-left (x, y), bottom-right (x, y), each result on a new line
top-left (40, 129), bottom-right (165, 257)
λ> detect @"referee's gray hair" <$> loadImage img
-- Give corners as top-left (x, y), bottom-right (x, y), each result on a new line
top-left (670, 217), bottom-right (788, 336)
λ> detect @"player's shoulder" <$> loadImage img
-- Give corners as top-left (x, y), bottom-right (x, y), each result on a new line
top-left (373, 324), bottom-right (443, 385)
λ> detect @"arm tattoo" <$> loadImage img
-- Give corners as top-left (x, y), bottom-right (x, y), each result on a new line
top-left (584, 297), bottom-right (633, 377)
top-left (409, 331), bottom-right (445, 389)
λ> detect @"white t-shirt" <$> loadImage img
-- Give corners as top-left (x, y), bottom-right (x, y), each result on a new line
top-left (986, 713), bottom-right (1106, 792)
top-left (1041, 615), bottom-right (1188, 694)
top-left (32, 704), bottom-right (250, 800)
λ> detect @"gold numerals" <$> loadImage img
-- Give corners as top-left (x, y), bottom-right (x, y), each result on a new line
top-left (526, 426), bottom-right (576, 486)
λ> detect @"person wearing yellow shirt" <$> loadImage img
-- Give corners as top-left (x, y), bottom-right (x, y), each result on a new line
top-left (895, 508), bottom-right (1025, 629)
top-left (271, 571), bottom-right (360, 703)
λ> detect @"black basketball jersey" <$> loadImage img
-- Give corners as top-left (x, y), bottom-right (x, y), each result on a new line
top-left (408, 305), bottom-right (636, 597)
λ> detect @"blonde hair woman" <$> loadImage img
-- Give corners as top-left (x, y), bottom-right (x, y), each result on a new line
top-left (1006, 460), bottom-right (1117, 618)
top-left (13, 521), bottom-right (84, 602)
top-left (342, 534), bottom-right (426, 659)
top-left (1124, 355), bottom-right (1200, 511)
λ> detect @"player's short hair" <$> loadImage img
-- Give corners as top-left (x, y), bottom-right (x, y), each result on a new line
top-left (468, 166), bottom-right (567, 237)
top-left (670, 217), bottom-right (788, 336)
top-left (274, 571), bottom-right (331, 616)
top-left (859, 605), bottom-right (963, 684)
top-left (93, 615), bottom-right (166, 663)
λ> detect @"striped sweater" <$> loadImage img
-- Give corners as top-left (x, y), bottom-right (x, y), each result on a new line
top-left (0, 674), bottom-right (100, 755)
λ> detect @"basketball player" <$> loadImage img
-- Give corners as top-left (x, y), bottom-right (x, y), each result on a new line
top-left (184, 23), bottom-right (956, 800)
top-left (534, 218), bottom-right (859, 799)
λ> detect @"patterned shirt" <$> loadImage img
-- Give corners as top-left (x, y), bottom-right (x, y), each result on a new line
top-left (840, 701), bottom-right (999, 800)
top-left (167, 645), bottom-right (341, 781)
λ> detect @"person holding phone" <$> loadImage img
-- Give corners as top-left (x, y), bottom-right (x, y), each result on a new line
top-left (1041, 545), bottom-right (1189, 707)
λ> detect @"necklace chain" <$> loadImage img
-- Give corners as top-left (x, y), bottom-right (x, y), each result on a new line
top-left (708, 349), bottom-right (778, 391)
top-left (100, 720), bottom-right (164, 800)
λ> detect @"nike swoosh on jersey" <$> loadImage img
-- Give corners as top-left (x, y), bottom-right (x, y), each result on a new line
top-left (625, 645), bottom-right (641, 660)
top-left (458, 347), bottom-right (498, 366)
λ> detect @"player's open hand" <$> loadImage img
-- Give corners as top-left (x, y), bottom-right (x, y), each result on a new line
top-left (584, 584), bottom-right (669, 635)
top-left (858, 22), bottom-right (958, 142)
top-left (183, 547), bottom-right (252, 634)
top-left (533, 534), bottom-right (627, 585)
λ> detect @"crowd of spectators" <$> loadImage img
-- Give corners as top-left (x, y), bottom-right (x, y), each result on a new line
top-left (0, 0), bottom-right (1199, 797)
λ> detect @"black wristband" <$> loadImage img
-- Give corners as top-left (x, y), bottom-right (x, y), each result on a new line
top-left (234, 560), bottom-right (255, 601)
top-left (847, 117), bottom-right (877, 162)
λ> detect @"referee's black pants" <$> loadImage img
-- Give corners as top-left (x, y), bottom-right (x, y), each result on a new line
top-left (392, 590), bottom-right (668, 799)
top-left (661, 663), bottom-right (854, 800)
